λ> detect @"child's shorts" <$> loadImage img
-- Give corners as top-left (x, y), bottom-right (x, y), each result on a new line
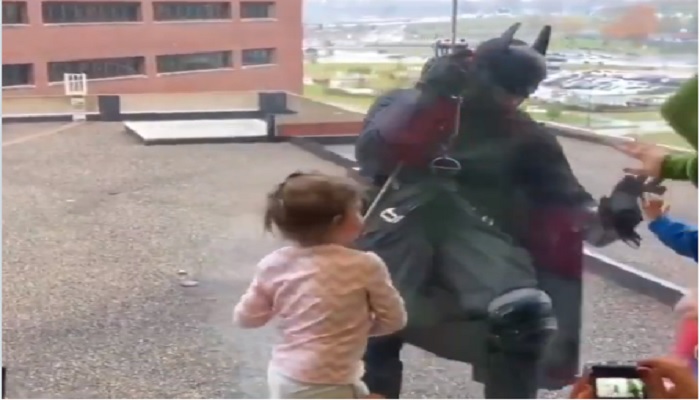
top-left (267, 367), bottom-right (370, 399)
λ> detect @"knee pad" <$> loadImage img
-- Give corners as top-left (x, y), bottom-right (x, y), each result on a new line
top-left (486, 288), bottom-right (557, 356)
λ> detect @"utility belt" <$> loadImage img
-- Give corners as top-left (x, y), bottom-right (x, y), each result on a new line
top-left (364, 155), bottom-right (499, 233)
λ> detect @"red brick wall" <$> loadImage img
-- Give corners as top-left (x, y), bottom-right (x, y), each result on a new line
top-left (3, 0), bottom-right (303, 95)
top-left (278, 121), bottom-right (363, 138)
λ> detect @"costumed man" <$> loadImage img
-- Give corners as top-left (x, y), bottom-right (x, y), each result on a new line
top-left (354, 23), bottom-right (665, 399)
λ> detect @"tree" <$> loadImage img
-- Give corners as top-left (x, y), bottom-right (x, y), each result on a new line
top-left (601, 4), bottom-right (660, 43)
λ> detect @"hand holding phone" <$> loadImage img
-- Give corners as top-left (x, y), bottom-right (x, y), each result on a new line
top-left (638, 357), bottom-right (698, 399)
top-left (590, 364), bottom-right (647, 399)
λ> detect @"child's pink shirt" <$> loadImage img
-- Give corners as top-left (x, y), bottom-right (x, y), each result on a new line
top-left (233, 244), bottom-right (407, 385)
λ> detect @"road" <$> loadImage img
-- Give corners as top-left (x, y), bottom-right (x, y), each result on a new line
top-left (1, 122), bottom-right (683, 398)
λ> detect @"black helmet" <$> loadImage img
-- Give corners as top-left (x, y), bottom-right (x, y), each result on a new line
top-left (473, 23), bottom-right (551, 98)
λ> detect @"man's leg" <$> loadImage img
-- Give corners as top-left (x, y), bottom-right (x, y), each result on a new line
top-left (481, 348), bottom-right (541, 399)
top-left (437, 205), bottom-right (553, 399)
top-left (362, 334), bottom-right (405, 399)
top-left (482, 288), bottom-right (557, 399)
top-left (356, 190), bottom-right (435, 399)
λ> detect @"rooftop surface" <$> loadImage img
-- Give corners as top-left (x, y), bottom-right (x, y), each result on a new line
top-left (2, 121), bottom-right (686, 398)
top-left (125, 119), bottom-right (268, 144)
top-left (2, 91), bottom-right (365, 124)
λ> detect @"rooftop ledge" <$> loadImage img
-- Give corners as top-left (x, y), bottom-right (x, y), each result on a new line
top-left (1, 90), bottom-right (690, 154)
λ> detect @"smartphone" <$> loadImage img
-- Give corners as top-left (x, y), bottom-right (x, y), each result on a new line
top-left (589, 364), bottom-right (647, 399)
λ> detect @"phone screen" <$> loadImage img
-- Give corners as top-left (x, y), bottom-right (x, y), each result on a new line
top-left (594, 376), bottom-right (646, 399)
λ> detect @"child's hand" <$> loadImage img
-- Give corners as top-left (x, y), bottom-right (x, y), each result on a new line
top-left (641, 194), bottom-right (669, 220)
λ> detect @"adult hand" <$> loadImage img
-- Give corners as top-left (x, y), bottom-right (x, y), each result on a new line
top-left (639, 357), bottom-right (698, 399)
top-left (614, 141), bottom-right (670, 178)
top-left (569, 374), bottom-right (594, 399)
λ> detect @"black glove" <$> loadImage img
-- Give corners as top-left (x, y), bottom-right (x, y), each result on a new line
top-left (599, 175), bottom-right (666, 248)
top-left (418, 49), bottom-right (473, 98)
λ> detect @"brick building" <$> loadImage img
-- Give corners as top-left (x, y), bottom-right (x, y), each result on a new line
top-left (2, 0), bottom-right (303, 95)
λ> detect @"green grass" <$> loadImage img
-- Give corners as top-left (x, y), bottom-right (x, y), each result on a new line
top-left (597, 111), bottom-right (661, 122)
top-left (550, 37), bottom-right (658, 55)
top-left (304, 62), bottom-right (666, 128)
top-left (631, 132), bottom-right (695, 149)
top-left (303, 85), bottom-right (661, 131)
top-left (306, 63), bottom-right (418, 93)
top-left (598, 111), bottom-right (661, 121)
top-left (305, 62), bottom-right (420, 80)
top-left (531, 111), bottom-right (594, 127)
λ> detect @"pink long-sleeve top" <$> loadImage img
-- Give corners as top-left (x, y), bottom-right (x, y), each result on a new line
top-left (233, 244), bottom-right (407, 385)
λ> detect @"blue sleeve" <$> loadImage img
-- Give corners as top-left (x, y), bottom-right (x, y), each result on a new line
top-left (648, 215), bottom-right (698, 262)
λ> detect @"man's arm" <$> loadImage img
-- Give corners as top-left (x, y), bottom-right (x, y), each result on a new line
top-left (515, 124), bottom-right (618, 247)
top-left (356, 51), bottom-right (472, 171)
top-left (369, 90), bottom-right (459, 165)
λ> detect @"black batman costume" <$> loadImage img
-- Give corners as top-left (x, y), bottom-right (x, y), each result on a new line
top-left (354, 24), bottom-right (664, 399)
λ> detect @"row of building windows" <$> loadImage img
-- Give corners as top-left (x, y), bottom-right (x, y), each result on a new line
top-left (3, 1), bottom-right (275, 25)
top-left (2, 49), bottom-right (277, 87)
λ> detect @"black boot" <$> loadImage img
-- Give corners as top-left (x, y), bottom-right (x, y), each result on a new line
top-left (483, 288), bottom-right (557, 399)
top-left (482, 352), bottom-right (539, 399)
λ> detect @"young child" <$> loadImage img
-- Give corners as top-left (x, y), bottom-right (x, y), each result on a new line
top-left (641, 194), bottom-right (698, 377)
top-left (233, 171), bottom-right (407, 399)
top-left (642, 194), bottom-right (697, 262)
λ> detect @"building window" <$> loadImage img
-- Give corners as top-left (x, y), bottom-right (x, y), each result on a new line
top-left (156, 51), bottom-right (233, 73)
top-left (3, 64), bottom-right (33, 87)
top-left (42, 2), bottom-right (141, 24)
top-left (241, 48), bottom-right (276, 66)
top-left (153, 2), bottom-right (232, 21)
top-left (240, 2), bottom-right (275, 19)
top-left (3, 1), bottom-right (28, 24)
top-left (47, 57), bottom-right (145, 82)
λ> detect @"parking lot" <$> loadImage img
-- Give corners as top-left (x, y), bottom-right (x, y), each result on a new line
top-left (536, 69), bottom-right (691, 109)
top-left (1, 122), bottom-right (685, 398)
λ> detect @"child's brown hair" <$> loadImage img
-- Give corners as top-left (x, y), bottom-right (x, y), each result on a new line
top-left (264, 171), bottom-right (364, 246)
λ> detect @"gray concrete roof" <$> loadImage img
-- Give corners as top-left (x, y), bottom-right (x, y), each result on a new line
top-left (2, 122), bottom-right (683, 398)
